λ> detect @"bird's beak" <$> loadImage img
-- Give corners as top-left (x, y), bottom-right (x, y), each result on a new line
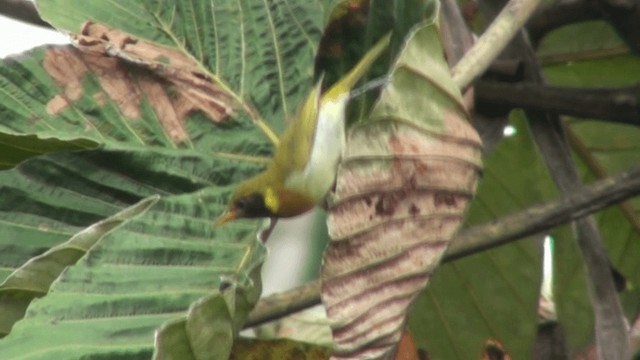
top-left (215, 208), bottom-right (239, 227)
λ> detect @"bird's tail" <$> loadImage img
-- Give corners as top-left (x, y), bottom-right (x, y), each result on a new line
top-left (323, 33), bottom-right (391, 101)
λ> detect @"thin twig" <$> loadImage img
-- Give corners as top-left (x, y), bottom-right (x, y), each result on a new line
top-left (245, 164), bottom-right (640, 328)
top-left (440, 0), bottom-right (475, 67)
top-left (450, 0), bottom-right (543, 89)
top-left (447, 165), bottom-right (640, 260)
top-left (244, 279), bottom-right (321, 328)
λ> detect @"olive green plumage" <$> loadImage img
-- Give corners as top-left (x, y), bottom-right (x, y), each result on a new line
top-left (217, 34), bottom-right (390, 225)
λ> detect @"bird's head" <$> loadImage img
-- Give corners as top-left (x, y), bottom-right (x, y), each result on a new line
top-left (215, 173), bottom-right (316, 227)
top-left (215, 174), bottom-right (278, 226)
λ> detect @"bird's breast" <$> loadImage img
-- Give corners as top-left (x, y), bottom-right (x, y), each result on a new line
top-left (284, 93), bottom-right (349, 202)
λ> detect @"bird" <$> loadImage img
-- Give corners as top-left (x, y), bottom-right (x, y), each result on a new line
top-left (216, 34), bottom-right (390, 226)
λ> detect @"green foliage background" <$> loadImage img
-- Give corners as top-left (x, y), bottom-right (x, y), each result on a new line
top-left (0, 1), bottom-right (637, 359)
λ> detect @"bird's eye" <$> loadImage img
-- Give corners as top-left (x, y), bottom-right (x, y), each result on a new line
top-left (235, 197), bottom-right (251, 210)
top-left (235, 193), bottom-right (263, 211)
top-left (232, 193), bottom-right (271, 218)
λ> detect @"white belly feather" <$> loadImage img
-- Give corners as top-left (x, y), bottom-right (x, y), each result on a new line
top-left (284, 93), bottom-right (348, 202)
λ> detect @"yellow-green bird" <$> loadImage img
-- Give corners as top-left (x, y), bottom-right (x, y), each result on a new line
top-left (216, 34), bottom-right (390, 226)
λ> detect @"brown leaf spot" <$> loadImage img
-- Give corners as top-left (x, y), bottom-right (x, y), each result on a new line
top-left (364, 196), bottom-right (372, 206)
top-left (375, 192), bottom-right (399, 216)
top-left (85, 56), bottom-right (142, 119)
top-left (323, 118), bottom-right (483, 358)
top-left (43, 46), bottom-right (143, 119)
top-left (434, 193), bottom-right (457, 207)
top-left (389, 133), bottom-right (422, 155)
top-left (46, 95), bottom-right (70, 114)
top-left (44, 47), bottom-right (89, 115)
top-left (92, 92), bottom-right (106, 107)
top-left (73, 21), bottom-right (236, 123)
top-left (44, 26), bottom-right (243, 144)
top-left (138, 77), bottom-right (189, 143)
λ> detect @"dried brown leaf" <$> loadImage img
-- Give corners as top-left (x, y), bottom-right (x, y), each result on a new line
top-left (322, 120), bottom-right (481, 359)
top-left (321, 23), bottom-right (482, 359)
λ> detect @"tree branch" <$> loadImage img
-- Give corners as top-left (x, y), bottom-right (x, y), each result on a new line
top-left (476, 81), bottom-right (640, 126)
top-left (451, 0), bottom-right (543, 89)
top-left (440, 0), bottom-right (475, 67)
top-left (244, 280), bottom-right (321, 328)
top-left (245, 164), bottom-right (640, 328)
top-left (0, 0), bottom-right (51, 29)
top-left (447, 165), bottom-right (640, 261)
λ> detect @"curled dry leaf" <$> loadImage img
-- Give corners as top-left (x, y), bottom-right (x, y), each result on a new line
top-left (321, 23), bottom-right (482, 359)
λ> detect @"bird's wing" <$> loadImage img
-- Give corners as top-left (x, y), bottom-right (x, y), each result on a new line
top-left (272, 78), bottom-right (323, 175)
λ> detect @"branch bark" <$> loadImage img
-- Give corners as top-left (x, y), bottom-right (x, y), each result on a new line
top-left (440, 0), bottom-right (475, 67)
top-left (246, 164), bottom-right (640, 328)
top-left (0, 0), bottom-right (50, 29)
top-left (476, 81), bottom-right (640, 126)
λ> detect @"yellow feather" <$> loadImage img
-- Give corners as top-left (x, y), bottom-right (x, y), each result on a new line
top-left (271, 33), bottom-right (391, 199)
top-left (263, 187), bottom-right (280, 213)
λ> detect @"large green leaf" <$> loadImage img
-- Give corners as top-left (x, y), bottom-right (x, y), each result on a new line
top-left (0, 0), bottom-right (336, 357)
top-left (408, 115), bottom-right (553, 359)
top-left (0, 195), bottom-right (159, 337)
top-left (0, 149), bottom-right (265, 357)
top-left (1, 0), bottom-right (332, 150)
